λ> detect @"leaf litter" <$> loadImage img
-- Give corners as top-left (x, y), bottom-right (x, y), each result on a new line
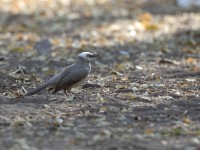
top-left (0, 0), bottom-right (200, 150)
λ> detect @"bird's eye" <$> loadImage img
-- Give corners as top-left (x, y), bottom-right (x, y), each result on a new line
top-left (87, 54), bottom-right (93, 58)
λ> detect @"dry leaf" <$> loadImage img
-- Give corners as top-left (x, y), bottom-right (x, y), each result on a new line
top-left (99, 107), bottom-right (109, 113)
top-left (144, 128), bottom-right (153, 135)
top-left (182, 116), bottom-right (192, 124)
top-left (186, 57), bottom-right (197, 63)
top-left (138, 12), bottom-right (152, 22)
top-left (116, 62), bottom-right (134, 72)
top-left (116, 84), bottom-right (127, 89)
top-left (138, 12), bottom-right (159, 31)
top-left (125, 93), bottom-right (136, 100)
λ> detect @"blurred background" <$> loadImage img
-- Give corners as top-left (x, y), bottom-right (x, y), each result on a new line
top-left (0, 0), bottom-right (200, 76)
top-left (0, 0), bottom-right (200, 83)
top-left (0, 0), bottom-right (199, 75)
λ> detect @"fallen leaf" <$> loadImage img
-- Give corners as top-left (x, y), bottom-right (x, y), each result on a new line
top-left (116, 84), bottom-right (127, 89)
top-left (116, 62), bottom-right (134, 72)
top-left (138, 12), bottom-right (159, 31)
top-left (186, 57), bottom-right (197, 63)
top-left (99, 107), bottom-right (109, 113)
top-left (182, 116), bottom-right (192, 124)
top-left (138, 12), bottom-right (152, 22)
top-left (144, 128), bottom-right (154, 135)
top-left (8, 45), bottom-right (25, 53)
top-left (125, 93), bottom-right (136, 100)
top-left (173, 127), bottom-right (186, 135)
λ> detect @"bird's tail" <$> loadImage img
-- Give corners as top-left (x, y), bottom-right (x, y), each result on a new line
top-left (25, 82), bottom-right (53, 96)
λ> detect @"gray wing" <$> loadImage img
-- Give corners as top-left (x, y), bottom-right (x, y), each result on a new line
top-left (26, 65), bottom-right (74, 96)
top-left (52, 67), bottom-right (89, 93)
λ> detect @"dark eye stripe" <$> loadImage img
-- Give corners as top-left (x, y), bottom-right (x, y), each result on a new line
top-left (87, 54), bottom-right (93, 58)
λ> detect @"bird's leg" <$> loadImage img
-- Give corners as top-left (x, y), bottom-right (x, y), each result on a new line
top-left (63, 89), bottom-right (68, 96)
top-left (63, 88), bottom-right (76, 96)
top-left (48, 87), bottom-right (54, 92)
top-left (68, 89), bottom-right (76, 95)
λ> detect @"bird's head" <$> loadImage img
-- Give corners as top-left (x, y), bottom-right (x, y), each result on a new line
top-left (78, 52), bottom-right (98, 61)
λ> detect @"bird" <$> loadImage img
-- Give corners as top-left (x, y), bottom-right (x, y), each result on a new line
top-left (25, 52), bottom-right (98, 96)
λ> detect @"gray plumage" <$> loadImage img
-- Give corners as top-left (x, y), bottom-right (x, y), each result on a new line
top-left (26, 52), bottom-right (97, 96)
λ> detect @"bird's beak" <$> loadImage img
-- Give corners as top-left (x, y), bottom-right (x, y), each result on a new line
top-left (92, 54), bottom-right (98, 58)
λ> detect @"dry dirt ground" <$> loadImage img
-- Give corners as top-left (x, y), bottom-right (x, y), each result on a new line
top-left (0, 0), bottom-right (200, 150)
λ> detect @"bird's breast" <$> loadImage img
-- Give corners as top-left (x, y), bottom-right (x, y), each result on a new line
top-left (70, 76), bottom-right (88, 88)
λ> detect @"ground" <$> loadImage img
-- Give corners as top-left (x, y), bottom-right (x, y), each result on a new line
top-left (0, 0), bottom-right (200, 150)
